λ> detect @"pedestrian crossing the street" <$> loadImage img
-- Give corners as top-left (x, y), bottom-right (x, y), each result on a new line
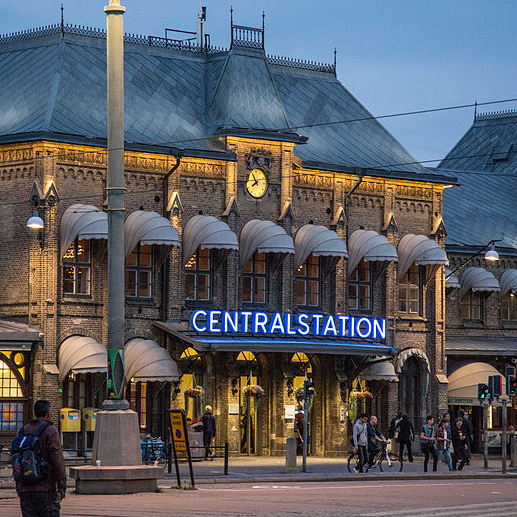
top-left (362, 499), bottom-right (517, 517)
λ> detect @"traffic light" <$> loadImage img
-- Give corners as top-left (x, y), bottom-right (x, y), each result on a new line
top-left (489, 375), bottom-right (503, 400)
top-left (478, 383), bottom-right (489, 401)
top-left (303, 379), bottom-right (315, 400)
top-left (506, 366), bottom-right (517, 396)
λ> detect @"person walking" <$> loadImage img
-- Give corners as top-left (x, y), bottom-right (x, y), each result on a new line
top-left (458, 409), bottom-right (473, 464)
top-left (388, 411), bottom-right (402, 440)
top-left (421, 415), bottom-right (438, 472)
top-left (14, 400), bottom-right (66, 517)
top-left (396, 414), bottom-right (414, 462)
top-left (436, 418), bottom-right (453, 471)
top-left (201, 405), bottom-right (216, 460)
top-left (353, 413), bottom-right (369, 473)
top-left (451, 417), bottom-right (468, 471)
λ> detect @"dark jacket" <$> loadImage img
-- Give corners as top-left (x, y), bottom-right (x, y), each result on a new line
top-left (15, 418), bottom-right (66, 494)
top-left (455, 417), bottom-right (473, 442)
top-left (395, 418), bottom-right (414, 442)
top-left (450, 425), bottom-right (467, 448)
top-left (201, 412), bottom-right (216, 439)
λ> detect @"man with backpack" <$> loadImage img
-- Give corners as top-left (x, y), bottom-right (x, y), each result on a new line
top-left (13, 400), bottom-right (66, 517)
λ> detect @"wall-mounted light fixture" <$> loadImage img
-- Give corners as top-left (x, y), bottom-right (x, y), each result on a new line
top-left (26, 208), bottom-right (44, 229)
top-left (446, 239), bottom-right (503, 279)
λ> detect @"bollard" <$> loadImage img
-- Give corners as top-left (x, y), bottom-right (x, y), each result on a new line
top-left (284, 437), bottom-right (298, 473)
top-left (224, 442), bottom-right (229, 475)
top-left (167, 442), bottom-right (172, 474)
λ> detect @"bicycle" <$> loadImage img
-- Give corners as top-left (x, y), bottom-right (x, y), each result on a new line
top-left (347, 441), bottom-right (403, 473)
top-left (140, 435), bottom-right (166, 467)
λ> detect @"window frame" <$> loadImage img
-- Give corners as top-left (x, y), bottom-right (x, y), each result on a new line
top-left (461, 290), bottom-right (484, 321)
top-left (296, 254), bottom-right (321, 308)
top-left (501, 293), bottom-right (517, 321)
top-left (62, 237), bottom-right (92, 297)
top-left (398, 264), bottom-right (422, 315)
top-left (184, 248), bottom-right (212, 302)
top-left (347, 260), bottom-right (372, 312)
top-left (125, 243), bottom-right (153, 300)
top-left (242, 251), bottom-right (267, 306)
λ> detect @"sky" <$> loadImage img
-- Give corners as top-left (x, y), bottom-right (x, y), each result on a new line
top-left (1, 1), bottom-right (516, 165)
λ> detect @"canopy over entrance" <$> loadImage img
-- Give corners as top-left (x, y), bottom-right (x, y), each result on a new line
top-left (125, 338), bottom-right (179, 382)
top-left (58, 336), bottom-right (106, 383)
top-left (362, 357), bottom-right (398, 381)
top-left (60, 204), bottom-right (107, 258)
top-left (448, 362), bottom-right (505, 406)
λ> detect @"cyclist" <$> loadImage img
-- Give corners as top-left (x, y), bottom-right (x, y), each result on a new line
top-left (367, 415), bottom-right (389, 468)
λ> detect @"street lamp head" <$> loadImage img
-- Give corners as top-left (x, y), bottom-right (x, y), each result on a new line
top-left (26, 209), bottom-right (44, 230)
top-left (484, 244), bottom-right (499, 262)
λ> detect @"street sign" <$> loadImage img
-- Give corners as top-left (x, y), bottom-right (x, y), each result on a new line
top-left (169, 409), bottom-right (187, 452)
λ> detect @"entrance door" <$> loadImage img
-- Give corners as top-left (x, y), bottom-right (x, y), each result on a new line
top-left (237, 351), bottom-right (259, 455)
top-left (291, 353), bottom-right (313, 455)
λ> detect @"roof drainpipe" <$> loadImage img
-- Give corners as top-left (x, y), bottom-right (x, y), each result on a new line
top-left (161, 150), bottom-right (183, 322)
top-left (344, 170), bottom-right (365, 244)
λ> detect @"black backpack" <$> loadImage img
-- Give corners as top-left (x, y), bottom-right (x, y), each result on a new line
top-left (11, 422), bottom-right (50, 484)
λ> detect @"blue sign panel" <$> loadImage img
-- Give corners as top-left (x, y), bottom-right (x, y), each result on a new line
top-left (190, 310), bottom-right (386, 340)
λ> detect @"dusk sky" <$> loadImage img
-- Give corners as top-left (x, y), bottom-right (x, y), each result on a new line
top-left (2, 1), bottom-right (515, 165)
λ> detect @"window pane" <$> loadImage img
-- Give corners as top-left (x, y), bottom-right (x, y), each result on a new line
top-left (255, 253), bottom-right (266, 274)
top-left (296, 280), bottom-right (306, 305)
top-left (243, 261), bottom-right (252, 273)
top-left (185, 274), bottom-right (196, 300)
top-left (125, 270), bottom-right (137, 297)
top-left (63, 267), bottom-right (75, 294)
top-left (398, 287), bottom-right (407, 312)
top-left (0, 402), bottom-right (24, 431)
top-left (126, 250), bottom-right (138, 266)
top-left (308, 280), bottom-right (319, 306)
top-left (76, 239), bottom-right (90, 263)
top-left (347, 285), bottom-right (358, 309)
top-left (359, 285), bottom-right (370, 310)
top-left (297, 263), bottom-right (306, 277)
top-left (139, 245), bottom-right (152, 267)
top-left (242, 276), bottom-right (252, 302)
top-left (254, 277), bottom-right (265, 303)
top-left (308, 256), bottom-right (319, 277)
top-left (409, 299), bottom-right (419, 313)
top-left (198, 249), bottom-right (210, 271)
top-left (358, 261), bottom-right (370, 282)
top-left (76, 267), bottom-right (90, 295)
top-left (138, 271), bottom-right (151, 298)
top-left (197, 274), bottom-right (210, 300)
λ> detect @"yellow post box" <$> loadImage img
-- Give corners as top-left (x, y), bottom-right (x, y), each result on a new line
top-left (82, 408), bottom-right (98, 432)
top-left (59, 408), bottom-right (81, 432)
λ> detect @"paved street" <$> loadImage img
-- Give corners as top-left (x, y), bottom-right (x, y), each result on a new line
top-left (3, 479), bottom-right (517, 516)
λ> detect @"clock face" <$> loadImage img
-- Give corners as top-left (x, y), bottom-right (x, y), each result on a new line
top-left (246, 168), bottom-right (268, 198)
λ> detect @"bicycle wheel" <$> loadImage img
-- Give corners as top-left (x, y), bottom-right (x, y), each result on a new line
top-left (379, 452), bottom-right (403, 472)
top-left (347, 453), bottom-right (359, 473)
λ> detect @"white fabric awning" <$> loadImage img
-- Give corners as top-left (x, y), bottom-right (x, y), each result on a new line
top-left (60, 204), bottom-right (107, 258)
top-left (362, 357), bottom-right (398, 381)
top-left (397, 234), bottom-right (448, 278)
top-left (58, 336), bottom-right (107, 383)
top-left (500, 269), bottom-right (517, 298)
top-left (347, 229), bottom-right (398, 275)
top-left (125, 338), bottom-right (179, 382)
top-left (460, 267), bottom-right (500, 296)
top-left (183, 215), bottom-right (239, 265)
top-left (445, 268), bottom-right (460, 289)
top-left (395, 347), bottom-right (430, 374)
top-left (124, 211), bottom-right (180, 259)
top-left (294, 224), bottom-right (348, 270)
top-left (240, 220), bottom-right (294, 267)
top-left (448, 362), bottom-right (505, 406)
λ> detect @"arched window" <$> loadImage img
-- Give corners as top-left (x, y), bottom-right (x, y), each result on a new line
top-left (501, 293), bottom-right (517, 321)
top-left (0, 353), bottom-right (26, 431)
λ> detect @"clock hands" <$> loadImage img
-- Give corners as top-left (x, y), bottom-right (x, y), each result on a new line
top-left (250, 172), bottom-right (258, 186)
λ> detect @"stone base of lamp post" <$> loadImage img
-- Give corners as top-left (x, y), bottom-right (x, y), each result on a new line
top-left (70, 408), bottom-right (162, 494)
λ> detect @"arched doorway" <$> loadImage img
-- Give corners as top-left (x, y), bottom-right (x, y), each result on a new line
top-left (399, 356), bottom-right (423, 431)
top-left (237, 351), bottom-right (261, 455)
top-left (178, 347), bottom-right (205, 424)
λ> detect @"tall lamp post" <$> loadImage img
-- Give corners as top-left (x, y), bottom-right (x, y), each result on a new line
top-left (104, 0), bottom-right (127, 409)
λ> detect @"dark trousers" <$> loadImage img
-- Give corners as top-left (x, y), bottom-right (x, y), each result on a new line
top-left (422, 444), bottom-right (437, 472)
top-left (453, 444), bottom-right (468, 470)
top-left (203, 434), bottom-right (213, 458)
top-left (357, 445), bottom-right (369, 473)
top-left (19, 491), bottom-right (60, 517)
top-left (399, 439), bottom-right (413, 461)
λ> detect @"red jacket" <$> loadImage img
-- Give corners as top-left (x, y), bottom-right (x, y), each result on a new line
top-left (15, 418), bottom-right (66, 493)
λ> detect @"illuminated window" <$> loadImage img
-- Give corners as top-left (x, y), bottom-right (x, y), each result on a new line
top-left (125, 244), bottom-right (152, 299)
top-left (461, 291), bottom-right (483, 320)
top-left (296, 255), bottom-right (320, 307)
top-left (237, 351), bottom-right (257, 364)
top-left (501, 293), bottom-right (517, 321)
top-left (185, 248), bottom-right (211, 301)
top-left (129, 381), bottom-right (147, 430)
top-left (398, 265), bottom-right (421, 314)
top-left (0, 357), bottom-right (24, 431)
top-left (63, 238), bottom-right (91, 296)
top-left (348, 261), bottom-right (371, 311)
top-left (242, 252), bottom-right (267, 304)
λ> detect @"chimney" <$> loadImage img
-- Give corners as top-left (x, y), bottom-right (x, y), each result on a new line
top-left (197, 1), bottom-right (207, 46)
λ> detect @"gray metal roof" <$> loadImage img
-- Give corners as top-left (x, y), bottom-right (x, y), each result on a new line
top-left (0, 25), bottom-right (453, 182)
top-left (0, 318), bottom-right (43, 349)
top-left (436, 110), bottom-right (517, 252)
top-left (446, 335), bottom-right (517, 356)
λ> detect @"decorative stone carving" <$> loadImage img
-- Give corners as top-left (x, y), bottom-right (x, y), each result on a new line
top-left (245, 149), bottom-right (273, 171)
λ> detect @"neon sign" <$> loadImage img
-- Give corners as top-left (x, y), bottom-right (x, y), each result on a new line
top-left (190, 310), bottom-right (386, 340)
